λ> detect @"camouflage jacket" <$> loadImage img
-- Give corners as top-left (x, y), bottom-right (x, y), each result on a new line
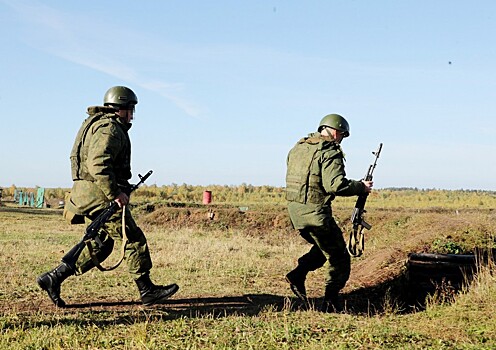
top-left (286, 132), bottom-right (365, 229)
top-left (66, 106), bottom-right (132, 216)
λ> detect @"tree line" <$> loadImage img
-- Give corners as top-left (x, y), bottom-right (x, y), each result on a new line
top-left (2, 184), bottom-right (495, 209)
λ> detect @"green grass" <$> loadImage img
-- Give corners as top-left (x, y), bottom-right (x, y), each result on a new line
top-left (1, 193), bottom-right (496, 349)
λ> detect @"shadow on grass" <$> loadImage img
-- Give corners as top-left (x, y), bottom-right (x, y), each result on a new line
top-left (63, 294), bottom-right (289, 319)
top-left (61, 273), bottom-right (415, 319)
top-left (3, 274), bottom-right (421, 330)
top-left (343, 271), bottom-right (418, 315)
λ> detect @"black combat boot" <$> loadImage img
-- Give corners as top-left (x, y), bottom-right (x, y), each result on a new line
top-left (37, 262), bottom-right (74, 307)
top-left (321, 288), bottom-right (344, 313)
top-left (135, 273), bottom-right (179, 306)
top-left (285, 267), bottom-right (308, 302)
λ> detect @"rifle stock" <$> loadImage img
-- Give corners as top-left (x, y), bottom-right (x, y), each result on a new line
top-left (61, 170), bottom-right (153, 270)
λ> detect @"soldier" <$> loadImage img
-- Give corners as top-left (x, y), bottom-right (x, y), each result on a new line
top-left (37, 86), bottom-right (179, 307)
top-left (285, 114), bottom-right (373, 312)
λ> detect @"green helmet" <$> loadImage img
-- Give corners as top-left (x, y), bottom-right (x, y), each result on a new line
top-left (103, 86), bottom-right (138, 108)
top-left (318, 114), bottom-right (350, 137)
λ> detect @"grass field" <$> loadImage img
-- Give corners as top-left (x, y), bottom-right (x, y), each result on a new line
top-left (0, 191), bottom-right (495, 349)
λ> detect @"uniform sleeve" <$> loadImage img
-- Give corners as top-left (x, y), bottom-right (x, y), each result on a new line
top-left (86, 122), bottom-right (123, 201)
top-left (322, 155), bottom-right (365, 197)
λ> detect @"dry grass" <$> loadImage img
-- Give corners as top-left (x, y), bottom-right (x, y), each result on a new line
top-left (0, 203), bottom-right (495, 349)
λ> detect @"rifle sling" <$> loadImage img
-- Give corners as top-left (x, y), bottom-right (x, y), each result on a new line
top-left (347, 226), bottom-right (365, 258)
top-left (86, 205), bottom-right (128, 272)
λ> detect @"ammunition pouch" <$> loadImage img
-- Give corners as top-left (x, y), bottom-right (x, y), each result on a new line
top-left (62, 192), bottom-right (85, 225)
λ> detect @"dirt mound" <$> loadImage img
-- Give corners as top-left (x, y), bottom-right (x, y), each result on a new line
top-left (140, 205), bottom-right (294, 233)
top-left (138, 205), bottom-right (496, 311)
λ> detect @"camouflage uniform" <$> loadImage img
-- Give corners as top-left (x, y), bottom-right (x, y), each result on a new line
top-left (37, 87), bottom-right (178, 308)
top-left (65, 106), bottom-right (152, 278)
top-left (286, 132), bottom-right (366, 297)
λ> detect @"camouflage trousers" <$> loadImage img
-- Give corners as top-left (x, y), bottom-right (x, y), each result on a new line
top-left (296, 216), bottom-right (351, 292)
top-left (75, 206), bottom-right (152, 280)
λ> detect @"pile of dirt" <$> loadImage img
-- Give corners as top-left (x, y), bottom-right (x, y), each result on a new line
top-left (140, 205), bottom-right (294, 233)
top-left (140, 205), bottom-right (495, 302)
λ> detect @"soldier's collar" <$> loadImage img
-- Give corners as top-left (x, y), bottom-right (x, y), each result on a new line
top-left (86, 105), bottom-right (117, 115)
top-left (310, 132), bottom-right (334, 143)
top-left (116, 116), bottom-right (132, 130)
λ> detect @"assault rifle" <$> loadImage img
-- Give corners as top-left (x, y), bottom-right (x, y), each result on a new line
top-left (347, 144), bottom-right (383, 257)
top-left (62, 170), bottom-right (153, 270)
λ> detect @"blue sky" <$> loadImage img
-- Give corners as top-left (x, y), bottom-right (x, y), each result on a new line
top-left (1, 0), bottom-right (495, 190)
